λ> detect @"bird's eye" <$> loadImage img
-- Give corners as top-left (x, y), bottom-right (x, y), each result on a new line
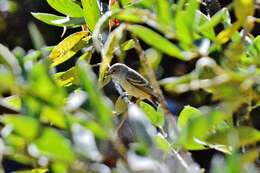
top-left (111, 69), bottom-right (116, 74)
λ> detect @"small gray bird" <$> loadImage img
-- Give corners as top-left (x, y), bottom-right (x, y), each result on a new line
top-left (107, 63), bottom-right (158, 105)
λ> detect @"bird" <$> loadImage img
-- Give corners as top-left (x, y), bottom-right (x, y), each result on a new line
top-left (107, 63), bottom-right (158, 105)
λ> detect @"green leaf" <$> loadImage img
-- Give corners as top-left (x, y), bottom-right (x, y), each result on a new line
top-left (51, 162), bottom-right (68, 173)
top-left (53, 66), bottom-right (79, 87)
top-left (34, 128), bottom-right (75, 162)
top-left (31, 12), bottom-right (84, 27)
top-left (206, 126), bottom-right (260, 147)
top-left (1, 115), bottom-right (39, 141)
top-left (29, 64), bottom-right (66, 107)
top-left (174, 0), bottom-right (199, 47)
top-left (78, 61), bottom-right (113, 130)
top-left (177, 105), bottom-right (203, 130)
top-left (81, 0), bottom-right (101, 32)
top-left (198, 8), bottom-right (228, 37)
top-left (248, 36), bottom-right (260, 57)
top-left (139, 101), bottom-right (164, 128)
top-left (178, 106), bottom-right (231, 150)
top-left (47, 0), bottom-right (83, 17)
top-left (156, 0), bottom-right (171, 28)
top-left (40, 106), bottom-right (66, 129)
top-left (154, 134), bottom-right (171, 153)
top-left (48, 31), bottom-right (89, 67)
top-left (128, 25), bottom-right (186, 60)
top-left (196, 11), bottom-right (215, 40)
top-left (121, 39), bottom-right (135, 51)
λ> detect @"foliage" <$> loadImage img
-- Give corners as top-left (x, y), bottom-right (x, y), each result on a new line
top-left (0, 0), bottom-right (260, 173)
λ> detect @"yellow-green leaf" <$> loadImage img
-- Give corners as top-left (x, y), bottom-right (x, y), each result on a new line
top-left (53, 66), bottom-right (79, 86)
top-left (128, 25), bottom-right (186, 60)
top-left (81, 0), bottom-right (100, 32)
top-left (49, 31), bottom-right (89, 67)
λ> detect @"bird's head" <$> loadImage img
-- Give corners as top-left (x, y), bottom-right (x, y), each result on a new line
top-left (108, 63), bottom-right (128, 79)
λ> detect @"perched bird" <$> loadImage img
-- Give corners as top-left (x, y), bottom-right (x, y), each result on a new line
top-left (107, 63), bottom-right (158, 105)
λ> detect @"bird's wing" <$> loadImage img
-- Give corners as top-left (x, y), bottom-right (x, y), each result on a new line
top-left (125, 69), bottom-right (155, 96)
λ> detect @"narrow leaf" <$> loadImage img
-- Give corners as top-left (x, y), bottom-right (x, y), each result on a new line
top-left (81, 0), bottom-right (101, 32)
top-left (128, 25), bottom-right (186, 60)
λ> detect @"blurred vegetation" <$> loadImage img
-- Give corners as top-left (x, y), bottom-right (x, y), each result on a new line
top-left (0, 0), bottom-right (260, 173)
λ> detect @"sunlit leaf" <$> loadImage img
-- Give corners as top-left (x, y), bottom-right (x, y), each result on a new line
top-left (177, 105), bottom-right (203, 130)
top-left (12, 168), bottom-right (48, 173)
top-left (53, 66), bottom-right (79, 86)
top-left (234, 0), bottom-right (254, 22)
top-left (81, 0), bottom-right (100, 32)
top-left (40, 106), bottom-right (66, 129)
top-left (156, 0), bottom-right (171, 28)
top-left (121, 39), bottom-right (135, 51)
top-left (31, 12), bottom-right (84, 27)
top-left (47, 0), bottom-right (83, 17)
top-left (174, 0), bottom-right (199, 47)
top-left (1, 115), bottom-right (39, 141)
top-left (128, 25), bottom-right (186, 60)
top-left (139, 101), bottom-right (164, 128)
top-left (48, 31), bottom-right (89, 67)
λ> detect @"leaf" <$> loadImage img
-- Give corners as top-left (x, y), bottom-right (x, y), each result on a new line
top-left (34, 128), bottom-right (75, 162)
top-left (154, 134), bottom-right (171, 153)
top-left (31, 12), bottom-right (84, 27)
top-left (156, 0), bottom-right (171, 28)
top-left (128, 25), bottom-right (186, 60)
top-left (81, 0), bottom-right (101, 32)
top-left (53, 66), bottom-right (79, 86)
top-left (177, 105), bottom-right (203, 130)
top-left (198, 8), bottom-right (228, 36)
top-left (47, 0), bottom-right (83, 17)
top-left (0, 43), bottom-right (21, 75)
top-left (12, 168), bottom-right (48, 173)
top-left (48, 31), bottom-right (89, 67)
top-left (216, 21), bottom-right (241, 44)
top-left (116, 8), bottom-right (156, 23)
top-left (121, 39), bottom-right (135, 51)
top-left (139, 101), bottom-right (164, 128)
top-left (234, 0), bottom-right (254, 22)
top-left (247, 36), bottom-right (260, 57)
top-left (196, 11), bottom-right (215, 40)
top-left (28, 22), bottom-right (46, 50)
top-left (28, 64), bottom-right (66, 107)
top-left (1, 115), bottom-right (39, 141)
top-left (78, 61), bottom-right (113, 130)
top-left (115, 95), bottom-right (128, 114)
top-left (177, 107), bottom-right (230, 150)
top-left (206, 126), bottom-right (260, 147)
top-left (40, 106), bottom-right (66, 129)
top-left (174, 0), bottom-right (199, 47)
